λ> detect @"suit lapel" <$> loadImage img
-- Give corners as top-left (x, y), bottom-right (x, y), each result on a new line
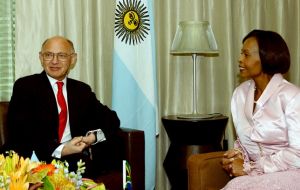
top-left (39, 72), bottom-right (60, 138)
top-left (255, 74), bottom-right (283, 107)
top-left (244, 81), bottom-right (256, 124)
top-left (39, 71), bottom-right (58, 115)
top-left (65, 78), bottom-right (77, 134)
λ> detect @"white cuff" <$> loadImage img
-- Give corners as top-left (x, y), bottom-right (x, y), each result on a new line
top-left (86, 129), bottom-right (106, 145)
top-left (51, 143), bottom-right (65, 158)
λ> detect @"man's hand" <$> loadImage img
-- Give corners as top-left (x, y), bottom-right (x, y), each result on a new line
top-left (61, 136), bottom-right (88, 156)
top-left (82, 133), bottom-right (96, 146)
top-left (221, 149), bottom-right (246, 177)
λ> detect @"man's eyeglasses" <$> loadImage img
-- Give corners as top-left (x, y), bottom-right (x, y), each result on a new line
top-left (40, 52), bottom-right (74, 61)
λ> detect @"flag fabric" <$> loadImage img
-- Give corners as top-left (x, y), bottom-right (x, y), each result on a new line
top-left (123, 160), bottom-right (132, 190)
top-left (112, 0), bottom-right (158, 189)
top-left (30, 151), bottom-right (39, 162)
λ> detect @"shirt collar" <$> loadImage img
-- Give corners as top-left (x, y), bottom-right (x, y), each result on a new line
top-left (46, 74), bottom-right (67, 87)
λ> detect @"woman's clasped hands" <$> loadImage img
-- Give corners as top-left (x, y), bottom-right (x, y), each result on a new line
top-left (221, 149), bottom-right (246, 177)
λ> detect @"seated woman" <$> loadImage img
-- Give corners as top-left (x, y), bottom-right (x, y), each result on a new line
top-left (221, 29), bottom-right (300, 189)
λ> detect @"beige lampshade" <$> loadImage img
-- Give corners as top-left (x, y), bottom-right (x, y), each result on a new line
top-left (171, 21), bottom-right (219, 56)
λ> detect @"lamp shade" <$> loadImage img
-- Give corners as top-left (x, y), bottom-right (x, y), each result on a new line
top-left (171, 21), bottom-right (218, 56)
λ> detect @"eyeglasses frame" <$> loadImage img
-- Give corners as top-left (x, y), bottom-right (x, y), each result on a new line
top-left (40, 52), bottom-right (75, 61)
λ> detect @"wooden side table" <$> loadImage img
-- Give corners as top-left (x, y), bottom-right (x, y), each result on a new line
top-left (162, 114), bottom-right (228, 190)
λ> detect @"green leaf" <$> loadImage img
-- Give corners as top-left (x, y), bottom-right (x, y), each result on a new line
top-left (42, 176), bottom-right (54, 190)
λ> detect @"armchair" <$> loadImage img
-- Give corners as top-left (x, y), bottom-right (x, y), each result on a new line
top-left (0, 101), bottom-right (145, 190)
top-left (187, 151), bottom-right (231, 190)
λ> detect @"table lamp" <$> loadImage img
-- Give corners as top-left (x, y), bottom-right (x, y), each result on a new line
top-left (171, 21), bottom-right (219, 119)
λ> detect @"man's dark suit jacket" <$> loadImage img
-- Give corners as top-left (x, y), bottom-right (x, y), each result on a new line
top-left (5, 71), bottom-right (120, 176)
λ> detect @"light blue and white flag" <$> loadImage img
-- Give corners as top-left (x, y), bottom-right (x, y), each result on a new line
top-left (112, 0), bottom-right (158, 189)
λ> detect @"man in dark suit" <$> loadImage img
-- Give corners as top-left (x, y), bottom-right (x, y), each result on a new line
top-left (5, 36), bottom-right (120, 177)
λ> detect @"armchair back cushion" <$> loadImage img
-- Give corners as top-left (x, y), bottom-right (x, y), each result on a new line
top-left (0, 102), bottom-right (8, 147)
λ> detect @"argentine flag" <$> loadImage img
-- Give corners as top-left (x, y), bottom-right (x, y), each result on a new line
top-left (112, 0), bottom-right (158, 190)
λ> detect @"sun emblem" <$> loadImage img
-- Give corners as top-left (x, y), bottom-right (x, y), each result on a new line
top-left (115, 0), bottom-right (150, 45)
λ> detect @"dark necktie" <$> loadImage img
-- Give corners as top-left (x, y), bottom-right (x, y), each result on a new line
top-left (56, 81), bottom-right (67, 142)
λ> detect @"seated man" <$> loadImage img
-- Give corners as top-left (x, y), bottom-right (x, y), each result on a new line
top-left (4, 36), bottom-right (120, 178)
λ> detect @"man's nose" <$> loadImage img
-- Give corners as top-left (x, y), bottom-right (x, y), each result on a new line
top-left (51, 54), bottom-right (59, 63)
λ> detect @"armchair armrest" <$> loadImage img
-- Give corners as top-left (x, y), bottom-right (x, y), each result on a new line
top-left (96, 128), bottom-right (145, 190)
top-left (187, 151), bottom-right (231, 190)
top-left (117, 128), bottom-right (145, 190)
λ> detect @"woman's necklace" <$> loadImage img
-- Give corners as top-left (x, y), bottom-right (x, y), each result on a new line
top-left (254, 87), bottom-right (262, 102)
top-left (254, 87), bottom-right (257, 103)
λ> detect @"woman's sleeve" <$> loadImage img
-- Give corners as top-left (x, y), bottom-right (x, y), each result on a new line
top-left (261, 93), bottom-right (300, 172)
top-left (234, 139), bottom-right (264, 175)
top-left (250, 92), bottom-right (300, 174)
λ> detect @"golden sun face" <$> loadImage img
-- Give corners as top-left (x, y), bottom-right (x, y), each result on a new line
top-left (124, 11), bottom-right (139, 31)
top-left (115, 0), bottom-right (150, 45)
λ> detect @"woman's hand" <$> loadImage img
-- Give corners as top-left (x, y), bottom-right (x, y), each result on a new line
top-left (221, 149), bottom-right (246, 177)
top-left (231, 157), bottom-right (246, 177)
top-left (222, 149), bottom-right (237, 174)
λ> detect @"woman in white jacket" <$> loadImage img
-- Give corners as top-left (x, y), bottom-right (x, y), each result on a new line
top-left (222, 29), bottom-right (300, 190)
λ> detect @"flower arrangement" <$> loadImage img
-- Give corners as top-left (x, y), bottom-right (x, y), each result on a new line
top-left (0, 151), bottom-right (105, 190)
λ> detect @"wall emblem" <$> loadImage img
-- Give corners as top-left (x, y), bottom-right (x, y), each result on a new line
top-left (115, 0), bottom-right (150, 45)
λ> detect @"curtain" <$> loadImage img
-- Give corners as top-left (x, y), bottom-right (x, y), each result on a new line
top-left (15, 0), bottom-right (115, 104)
top-left (0, 0), bottom-right (15, 101)
top-left (14, 0), bottom-right (300, 190)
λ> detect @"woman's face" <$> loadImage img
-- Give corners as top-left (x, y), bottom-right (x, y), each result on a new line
top-left (238, 37), bottom-right (262, 79)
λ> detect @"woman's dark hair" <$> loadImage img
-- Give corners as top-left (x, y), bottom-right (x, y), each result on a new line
top-left (243, 29), bottom-right (290, 74)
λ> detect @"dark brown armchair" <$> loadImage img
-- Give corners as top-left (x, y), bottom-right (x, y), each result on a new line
top-left (187, 151), bottom-right (231, 190)
top-left (0, 101), bottom-right (145, 190)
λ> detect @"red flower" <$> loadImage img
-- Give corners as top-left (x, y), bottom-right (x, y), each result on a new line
top-left (32, 163), bottom-right (56, 176)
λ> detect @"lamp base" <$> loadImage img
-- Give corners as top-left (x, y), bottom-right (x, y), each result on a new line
top-left (176, 113), bottom-right (222, 120)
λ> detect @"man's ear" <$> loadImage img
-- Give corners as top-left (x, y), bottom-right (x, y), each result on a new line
top-left (70, 53), bottom-right (77, 69)
top-left (39, 52), bottom-right (43, 62)
top-left (39, 52), bottom-right (45, 67)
